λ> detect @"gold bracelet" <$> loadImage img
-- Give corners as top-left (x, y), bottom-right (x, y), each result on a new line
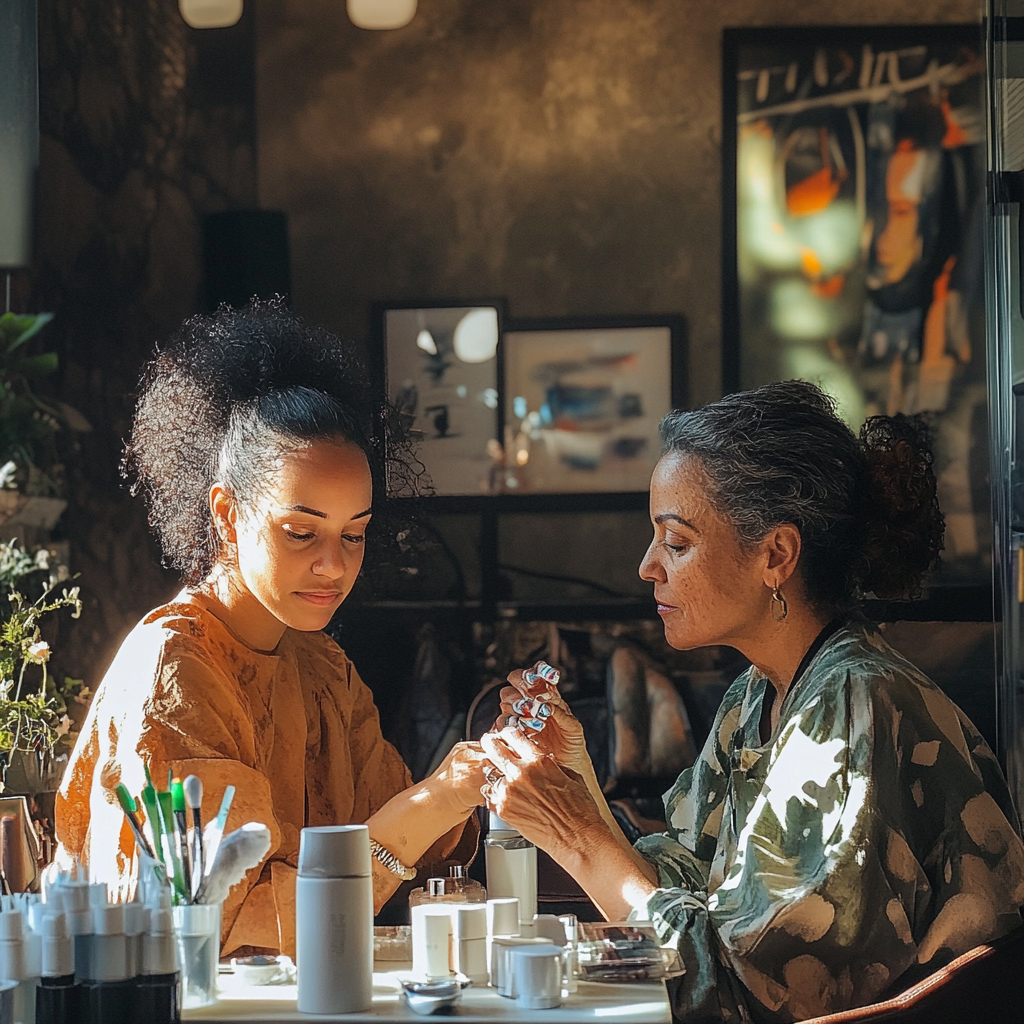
top-left (368, 838), bottom-right (417, 881)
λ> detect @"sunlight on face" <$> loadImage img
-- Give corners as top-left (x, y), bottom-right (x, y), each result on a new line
top-left (232, 439), bottom-right (372, 632)
top-left (639, 454), bottom-right (769, 651)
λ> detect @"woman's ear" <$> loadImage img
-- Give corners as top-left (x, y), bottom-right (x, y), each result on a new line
top-left (762, 523), bottom-right (801, 589)
top-left (209, 483), bottom-right (238, 546)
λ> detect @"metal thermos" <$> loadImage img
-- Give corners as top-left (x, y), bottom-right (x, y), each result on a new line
top-left (296, 825), bottom-right (373, 1014)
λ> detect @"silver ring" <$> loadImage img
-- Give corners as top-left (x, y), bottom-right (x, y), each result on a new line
top-left (483, 765), bottom-right (504, 788)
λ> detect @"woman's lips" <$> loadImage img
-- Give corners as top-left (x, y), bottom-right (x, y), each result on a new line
top-left (656, 603), bottom-right (677, 615)
top-left (296, 591), bottom-right (342, 607)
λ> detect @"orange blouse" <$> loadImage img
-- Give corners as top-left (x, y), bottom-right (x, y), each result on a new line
top-left (56, 592), bottom-right (471, 956)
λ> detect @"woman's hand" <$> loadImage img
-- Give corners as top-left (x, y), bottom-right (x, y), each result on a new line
top-left (480, 726), bottom-right (607, 861)
top-left (431, 741), bottom-right (490, 816)
top-left (494, 661), bottom-right (592, 778)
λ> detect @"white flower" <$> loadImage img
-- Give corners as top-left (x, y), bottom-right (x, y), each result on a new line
top-left (26, 641), bottom-right (50, 664)
top-left (34, 549), bottom-right (50, 570)
top-left (0, 461), bottom-right (16, 489)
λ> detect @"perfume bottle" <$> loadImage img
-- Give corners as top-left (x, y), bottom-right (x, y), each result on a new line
top-left (483, 812), bottom-right (536, 935)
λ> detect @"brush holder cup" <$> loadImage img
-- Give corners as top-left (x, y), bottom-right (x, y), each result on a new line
top-left (173, 902), bottom-right (221, 1008)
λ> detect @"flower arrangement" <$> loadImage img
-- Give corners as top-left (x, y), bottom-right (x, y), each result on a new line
top-left (0, 538), bottom-right (85, 785)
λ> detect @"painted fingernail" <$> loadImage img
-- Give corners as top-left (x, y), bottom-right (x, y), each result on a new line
top-left (512, 697), bottom-right (532, 715)
top-left (519, 717), bottom-right (546, 732)
top-left (504, 714), bottom-right (520, 729)
top-left (536, 662), bottom-right (560, 684)
top-left (535, 702), bottom-right (553, 719)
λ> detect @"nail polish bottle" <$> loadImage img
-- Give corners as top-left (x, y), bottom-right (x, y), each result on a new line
top-left (81, 904), bottom-right (131, 1024)
top-left (135, 904), bottom-right (179, 1024)
top-left (36, 912), bottom-right (79, 1024)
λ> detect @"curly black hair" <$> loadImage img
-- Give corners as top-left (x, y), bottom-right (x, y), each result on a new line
top-left (659, 380), bottom-right (945, 609)
top-left (123, 298), bottom-right (418, 586)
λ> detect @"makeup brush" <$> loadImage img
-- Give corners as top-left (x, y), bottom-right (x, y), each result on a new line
top-left (157, 789), bottom-right (187, 902)
top-left (183, 775), bottom-right (204, 900)
top-left (195, 822), bottom-right (271, 906)
top-left (203, 784), bottom-right (235, 876)
top-left (114, 783), bottom-right (155, 859)
top-left (170, 778), bottom-right (192, 900)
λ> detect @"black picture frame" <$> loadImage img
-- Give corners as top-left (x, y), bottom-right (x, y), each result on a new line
top-left (370, 298), bottom-right (508, 497)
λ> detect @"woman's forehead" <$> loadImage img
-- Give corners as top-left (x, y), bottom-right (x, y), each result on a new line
top-left (265, 440), bottom-right (372, 508)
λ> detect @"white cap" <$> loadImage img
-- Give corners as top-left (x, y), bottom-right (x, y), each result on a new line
top-left (297, 825), bottom-right (370, 878)
top-left (512, 945), bottom-right (563, 1009)
top-left (143, 909), bottom-right (177, 976)
top-left (123, 903), bottom-right (146, 937)
top-left (488, 810), bottom-right (516, 832)
top-left (41, 914), bottom-right (74, 978)
top-left (0, 911), bottom-right (23, 942)
top-left (59, 883), bottom-right (89, 914)
top-left (453, 904), bottom-right (487, 940)
top-left (487, 897), bottom-right (520, 937)
top-left (93, 904), bottom-right (125, 936)
top-left (423, 910), bottom-right (451, 980)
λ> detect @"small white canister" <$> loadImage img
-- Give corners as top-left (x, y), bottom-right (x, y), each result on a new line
top-left (296, 825), bottom-right (373, 1014)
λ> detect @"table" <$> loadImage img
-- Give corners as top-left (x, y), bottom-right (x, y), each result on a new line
top-left (184, 966), bottom-right (671, 1023)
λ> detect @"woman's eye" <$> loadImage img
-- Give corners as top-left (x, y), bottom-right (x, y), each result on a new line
top-left (285, 529), bottom-right (315, 542)
top-left (664, 537), bottom-right (688, 553)
top-left (342, 534), bottom-right (366, 545)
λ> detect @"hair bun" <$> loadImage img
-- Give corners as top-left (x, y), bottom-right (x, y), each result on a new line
top-left (858, 413), bottom-right (945, 599)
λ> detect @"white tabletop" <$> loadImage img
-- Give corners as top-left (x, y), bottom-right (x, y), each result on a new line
top-left (183, 967), bottom-right (671, 1023)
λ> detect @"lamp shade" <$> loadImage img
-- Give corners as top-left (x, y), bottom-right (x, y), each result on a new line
top-left (0, 0), bottom-right (38, 269)
top-left (179, 0), bottom-right (243, 30)
top-left (346, 0), bottom-right (417, 31)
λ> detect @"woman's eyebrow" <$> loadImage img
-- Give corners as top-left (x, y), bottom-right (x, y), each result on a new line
top-left (654, 512), bottom-right (700, 533)
top-left (285, 504), bottom-right (327, 518)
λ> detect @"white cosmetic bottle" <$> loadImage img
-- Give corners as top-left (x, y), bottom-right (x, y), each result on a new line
top-left (296, 825), bottom-right (373, 1014)
top-left (484, 812), bottom-right (537, 936)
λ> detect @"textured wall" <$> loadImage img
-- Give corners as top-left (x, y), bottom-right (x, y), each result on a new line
top-left (255, 0), bottom-right (980, 406)
top-left (30, 0), bottom-right (257, 684)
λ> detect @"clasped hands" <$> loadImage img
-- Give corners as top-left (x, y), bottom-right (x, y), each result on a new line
top-left (443, 661), bottom-right (605, 858)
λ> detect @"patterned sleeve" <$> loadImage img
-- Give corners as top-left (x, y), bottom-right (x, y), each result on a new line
top-left (630, 656), bottom-right (1024, 1022)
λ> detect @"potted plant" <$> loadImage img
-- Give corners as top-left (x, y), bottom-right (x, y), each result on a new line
top-left (0, 311), bottom-right (90, 542)
top-left (0, 538), bottom-right (86, 810)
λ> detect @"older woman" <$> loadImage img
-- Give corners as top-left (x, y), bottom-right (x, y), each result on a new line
top-left (481, 381), bottom-right (1024, 1022)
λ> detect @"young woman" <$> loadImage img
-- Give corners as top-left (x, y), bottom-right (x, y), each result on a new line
top-left (56, 301), bottom-right (487, 957)
top-left (483, 381), bottom-right (1024, 1022)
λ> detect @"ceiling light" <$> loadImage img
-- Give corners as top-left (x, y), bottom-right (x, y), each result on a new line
top-left (347, 0), bottom-right (417, 31)
top-left (453, 308), bottom-right (499, 363)
top-left (179, 0), bottom-right (243, 30)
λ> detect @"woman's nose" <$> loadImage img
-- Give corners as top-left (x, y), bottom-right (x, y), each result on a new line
top-left (639, 541), bottom-right (665, 583)
top-left (313, 540), bottom-right (346, 578)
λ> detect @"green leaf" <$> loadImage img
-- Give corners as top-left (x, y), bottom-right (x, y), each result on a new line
top-left (7, 352), bottom-right (59, 378)
top-left (0, 312), bottom-right (54, 353)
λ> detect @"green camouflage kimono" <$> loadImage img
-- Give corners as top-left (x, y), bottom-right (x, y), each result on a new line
top-left (632, 621), bottom-right (1024, 1022)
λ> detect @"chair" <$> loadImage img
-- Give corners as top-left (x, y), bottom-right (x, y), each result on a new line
top-left (805, 924), bottom-right (1024, 1023)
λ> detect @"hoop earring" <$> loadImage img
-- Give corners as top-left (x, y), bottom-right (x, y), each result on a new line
top-left (770, 584), bottom-right (788, 622)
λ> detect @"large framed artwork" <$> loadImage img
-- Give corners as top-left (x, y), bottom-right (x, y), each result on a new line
top-left (502, 315), bottom-right (687, 495)
top-left (376, 300), bottom-right (506, 496)
top-left (723, 25), bottom-right (988, 584)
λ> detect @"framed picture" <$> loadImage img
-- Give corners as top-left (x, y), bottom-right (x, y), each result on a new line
top-left (501, 315), bottom-right (687, 495)
top-left (376, 300), bottom-right (507, 496)
top-left (722, 25), bottom-right (988, 583)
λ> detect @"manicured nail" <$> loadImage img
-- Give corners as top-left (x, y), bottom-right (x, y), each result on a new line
top-left (512, 697), bottom-right (532, 715)
top-left (503, 714), bottom-right (520, 729)
top-left (519, 717), bottom-right (546, 732)
top-left (536, 662), bottom-right (560, 684)
top-left (535, 702), bottom-right (553, 719)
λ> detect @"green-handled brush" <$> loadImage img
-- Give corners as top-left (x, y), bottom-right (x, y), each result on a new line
top-left (157, 789), bottom-right (188, 903)
top-left (114, 783), bottom-right (155, 860)
top-left (170, 778), bottom-right (192, 900)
